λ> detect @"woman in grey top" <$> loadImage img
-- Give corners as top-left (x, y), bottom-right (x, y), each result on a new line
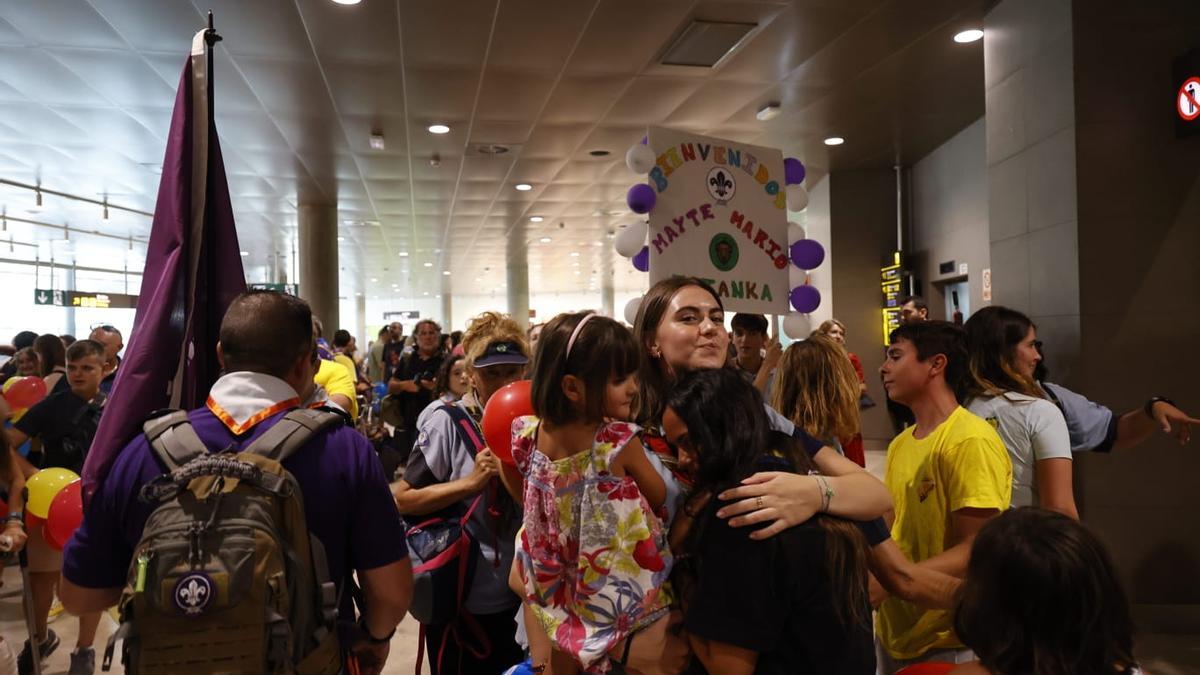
top-left (964, 307), bottom-right (1077, 518)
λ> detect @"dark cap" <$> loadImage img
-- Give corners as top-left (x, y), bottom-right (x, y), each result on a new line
top-left (473, 340), bottom-right (529, 368)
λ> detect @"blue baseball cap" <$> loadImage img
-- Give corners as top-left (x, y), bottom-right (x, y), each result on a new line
top-left (473, 340), bottom-right (528, 368)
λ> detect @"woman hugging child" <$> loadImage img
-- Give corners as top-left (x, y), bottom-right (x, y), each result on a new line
top-left (509, 311), bottom-right (682, 674)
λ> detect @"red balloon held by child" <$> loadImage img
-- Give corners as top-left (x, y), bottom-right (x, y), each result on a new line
top-left (481, 380), bottom-right (534, 466)
top-left (3, 376), bottom-right (46, 410)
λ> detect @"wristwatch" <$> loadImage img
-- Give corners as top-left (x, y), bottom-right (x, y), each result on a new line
top-left (1144, 396), bottom-right (1176, 418)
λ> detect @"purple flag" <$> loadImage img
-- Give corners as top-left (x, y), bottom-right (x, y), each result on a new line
top-left (83, 30), bottom-right (245, 502)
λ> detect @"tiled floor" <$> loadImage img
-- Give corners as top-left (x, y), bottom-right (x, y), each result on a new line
top-left (0, 449), bottom-right (1194, 675)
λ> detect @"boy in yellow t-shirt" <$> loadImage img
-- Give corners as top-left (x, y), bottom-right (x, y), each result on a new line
top-left (876, 321), bottom-right (1012, 671)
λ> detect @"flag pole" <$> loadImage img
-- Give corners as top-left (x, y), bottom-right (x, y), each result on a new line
top-left (204, 10), bottom-right (221, 123)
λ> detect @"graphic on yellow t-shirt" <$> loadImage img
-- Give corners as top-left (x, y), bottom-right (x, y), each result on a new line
top-left (877, 406), bottom-right (1012, 661)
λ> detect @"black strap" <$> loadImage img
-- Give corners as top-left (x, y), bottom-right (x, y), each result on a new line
top-left (438, 404), bottom-right (484, 453)
top-left (143, 410), bottom-right (208, 471)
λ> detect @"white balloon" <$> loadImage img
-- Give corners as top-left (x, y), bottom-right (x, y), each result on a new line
top-left (626, 143), bottom-right (657, 175)
top-left (787, 221), bottom-right (806, 244)
top-left (789, 265), bottom-right (807, 288)
top-left (782, 313), bottom-right (812, 340)
top-left (614, 221), bottom-right (648, 258)
top-left (623, 296), bottom-right (643, 326)
top-left (786, 184), bottom-right (809, 212)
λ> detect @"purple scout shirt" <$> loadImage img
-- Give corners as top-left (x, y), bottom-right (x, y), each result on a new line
top-left (63, 406), bottom-right (406, 620)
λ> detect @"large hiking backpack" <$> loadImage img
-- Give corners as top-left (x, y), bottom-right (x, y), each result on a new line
top-left (103, 408), bottom-right (344, 675)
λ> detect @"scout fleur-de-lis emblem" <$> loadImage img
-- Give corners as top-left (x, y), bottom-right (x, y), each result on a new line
top-left (173, 573), bottom-right (214, 617)
top-left (705, 166), bottom-right (736, 204)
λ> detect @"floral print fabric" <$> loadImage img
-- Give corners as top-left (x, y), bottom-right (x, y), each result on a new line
top-left (512, 416), bottom-right (673, 673)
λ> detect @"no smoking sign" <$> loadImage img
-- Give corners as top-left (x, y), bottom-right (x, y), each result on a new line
top-left (1178, 76), bottom-right (1200, 122)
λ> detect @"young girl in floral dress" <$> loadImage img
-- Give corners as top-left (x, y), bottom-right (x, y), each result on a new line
top-left (510, 311), bottom-right (678, 674)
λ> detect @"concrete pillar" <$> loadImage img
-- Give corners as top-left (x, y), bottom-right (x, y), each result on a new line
top-left (355, 293), bottom-right (366, 346)
top-left (441, 290), bottom-right (453, 331)
top-left (506, 222), bottom-right (530, 330)
top-left (984, 0), bottom-right (1080, 382)
top-left (297, 204), bottom-right (339, 334)
top-left (65, 264), bottom-right (76, 337)
top-left (600, 242), bottom-right (615, 318)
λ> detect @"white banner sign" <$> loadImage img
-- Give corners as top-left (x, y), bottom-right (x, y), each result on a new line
top-left (646, 126), bottom-right (789, 314)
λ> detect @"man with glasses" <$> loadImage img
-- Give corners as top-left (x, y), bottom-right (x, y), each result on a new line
top-left (87, 325), bottom-right (123, 395)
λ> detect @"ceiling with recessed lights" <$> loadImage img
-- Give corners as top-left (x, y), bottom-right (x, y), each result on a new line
top-left (0, 0), bottom-right (991, 300)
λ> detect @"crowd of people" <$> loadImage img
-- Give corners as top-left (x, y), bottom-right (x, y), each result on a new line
top-left (0, 279), bottom-right (1194, 675)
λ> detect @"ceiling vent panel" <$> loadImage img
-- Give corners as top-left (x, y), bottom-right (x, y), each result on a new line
top-left (660, 20), bottom-right (758, 68)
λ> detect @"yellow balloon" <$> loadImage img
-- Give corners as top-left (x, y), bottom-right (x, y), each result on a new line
top-left (1, 377), bottom-right (21, 394)
top-left (25, 468), bottom-right (80, 519)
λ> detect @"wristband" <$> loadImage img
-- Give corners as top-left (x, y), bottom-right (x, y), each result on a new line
top-left (358, 618), bottom-right (395, 644)
top-left (1144, 396), bottom-right (1176, 418)
top-left (812, 474), bottom-right (834, 513)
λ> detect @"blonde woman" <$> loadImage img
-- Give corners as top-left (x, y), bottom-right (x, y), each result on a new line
top-left (393, 311), bottom-right (527, 673)
top-left (817, 319), bottom-right (869, 466)
top-left (771, 334), bottom-right (865, 466)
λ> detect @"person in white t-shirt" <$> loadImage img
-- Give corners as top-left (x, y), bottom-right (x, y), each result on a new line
top-left (964, 306), bottom-right (1077, 519)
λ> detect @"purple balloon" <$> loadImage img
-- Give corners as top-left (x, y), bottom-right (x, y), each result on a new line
top-left (640, 135), bottom-right (648, 145)
top-left (790, 285), bottom-right (821, 314)
top-left (632, 246), bottom-right (650, 272)
top-left (790, 239), bottom-right (825, 270)
top-left (784, 157), bottom-right (806, 185)
top-left (627, 184), bottom-right (657, 214)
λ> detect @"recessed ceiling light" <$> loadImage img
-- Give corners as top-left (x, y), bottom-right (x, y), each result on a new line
top-left (428, 124), bottom-right (450, 134)
top-left (239, 251), bottom-right (249, 256)
top-left (574, 271), bottom-right (581, 276)
top-left (368, 132), bottom-right (385, 150)
top-left (824, 136), bottom-right (845, 146)
top-left (529, 216), bottom-right (544, 223)
top-left (755, 103), bottom-right (781, 121)
top-left (423, 262), bottom-right (433, 268)
top-left (370, 277), bottom-right (378, 282)
top-left (331, 0), bottom-right (361, 4)
top-left (423, 291), bottom-right (429, 296)
top-left (474, 277), bottom-right (482, 282)
top-left (398, 251), bottom-right (409, 257)
top-left (570, 251), bottom-right (580, 257)
top-left (539, 236), bottom-right (552, 243)
top-left (588, 149), bottom-right (611, 157)
top-left (442, 270), bottom-right (451, 276)
top-left (954, 29), bottom-right (984, 43)
top-left (515, 183), bottom-right (533, 191)
top-left (337, 236), bottom-right (345, 242)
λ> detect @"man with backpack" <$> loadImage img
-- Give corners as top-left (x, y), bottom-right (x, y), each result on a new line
top-left (59, 290), bottom-right (412, 675)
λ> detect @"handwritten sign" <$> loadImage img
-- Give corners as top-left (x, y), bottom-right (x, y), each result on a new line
top-left (646, 127), bottom-right (789, 314)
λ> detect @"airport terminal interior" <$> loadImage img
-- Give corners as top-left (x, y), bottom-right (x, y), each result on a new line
top-left (0, 0), bottom-right (1197, 673)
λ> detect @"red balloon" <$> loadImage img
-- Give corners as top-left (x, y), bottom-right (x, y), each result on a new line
top-left (42, 522), bottom-right (65, 551)
top-left (46, 479), bottom-right (83, 549)
top-left (25, 512), bottom-right (44, 529)
top-left (5, 377), bottom-right (47, 410)
top-left (894, 664), bottom-right (956, 675)
top-left (481, 380), bottom-right (533, 466)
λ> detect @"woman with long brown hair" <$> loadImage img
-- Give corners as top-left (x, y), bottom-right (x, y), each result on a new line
top-left (631, 276), bottom-right (890, 538)
top-left (816, 319), bottom-right (868, 466)
top-left (964, 306), bottom-right (1077, 518)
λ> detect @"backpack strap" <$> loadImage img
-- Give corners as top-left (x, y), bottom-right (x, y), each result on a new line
top-left (438, 404), bottom-right (485, 453)
top-left (243, 408), bottom-right (344, 463)
top-left (142, 410), bottom-right (209, 471)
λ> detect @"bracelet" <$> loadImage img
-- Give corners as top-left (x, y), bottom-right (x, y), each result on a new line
top-left (1144, 396), bottom-right (1176, 418)
top-left (357, 618), bottom-right (395, 644)
top-left (812, 474), bottom-right (834, 513)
